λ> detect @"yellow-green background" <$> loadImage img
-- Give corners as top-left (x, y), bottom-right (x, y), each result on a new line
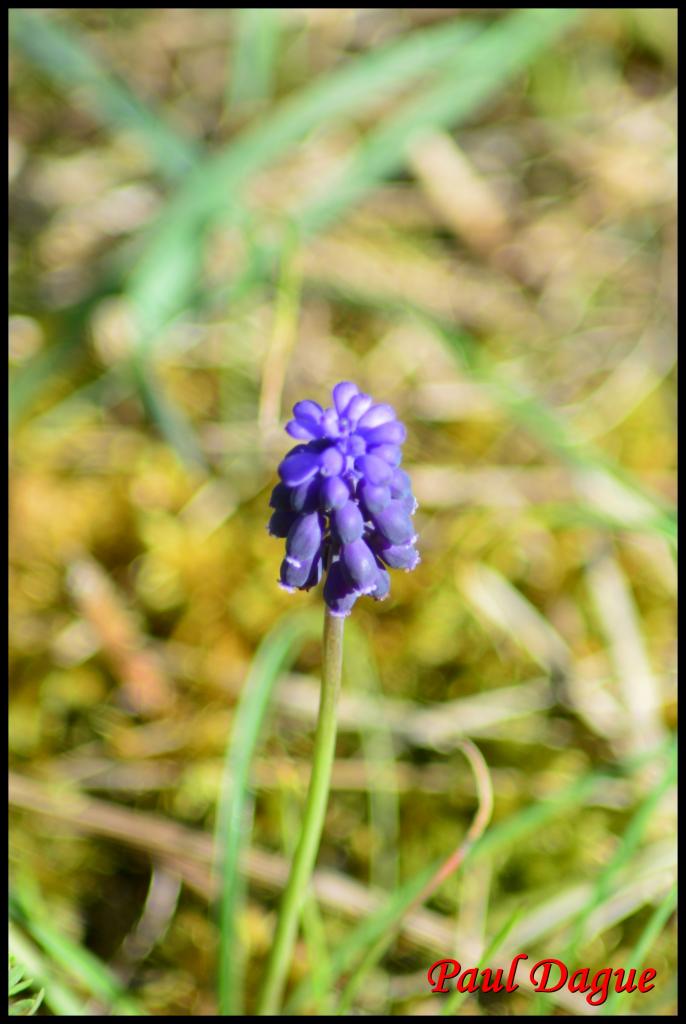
top-left (9, 8), bottom-right (676, 1016)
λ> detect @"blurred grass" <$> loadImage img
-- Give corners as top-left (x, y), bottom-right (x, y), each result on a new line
top-left (601, 881), bottom-right (677, 1016)
top-left (227, 8), bottom-right (282, 110)
top-left (214, 609), bottom-right (319, 1015)
top-left (9, 927), bottom-right (83, 1017)
top-left (440, 904), bottom-right (524, 1015)
top-left (9, 955), bottom-right (45, 1017)
top-left (9, 7), bottom-right (676, 1017)
top-left (10, 885), bottom-right (145, 1017)
top-left (8, 9), bottom-right (200, 181)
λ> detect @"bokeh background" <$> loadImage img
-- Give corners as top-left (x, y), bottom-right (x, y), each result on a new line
top-left (9, 8), bottom-right (676, 1017)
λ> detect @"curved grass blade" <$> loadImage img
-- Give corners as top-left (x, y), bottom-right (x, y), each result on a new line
top-left (286, 773), bottom-right (598, 1012)
top-left (228, 8), bottom-right (282, 109)
top-left (122, 17), bottom-right (483, 460)
top-left (127, 17), bottom-right (484, 349)
top-left (9, 9), bottom-right (199, 180)
top-left (10, 887), bottom-right (145, 1016)
top-left (601, 880), bottom-right (677, 1016)
top-left (8, 926), bottom-right (83, 1017)
top-left (286, 744), bottom-right (669, 1014)
top-left (297, 279), bottom-right (676, 549)
top-left (208, 11), bottom-right (584, 312)
top-left (335, 740), bottom-right (492, 1015)
top-left (296, 9), bottom-right (582, 238)
top-left (440, 906), bottom-right (525, 1015)
top-left (143, 10), bottom-right (581, 463)
top-left (571, 743), bottom-right (676, 951)
top-left (8, 954), bottom-right (45, 1017)
top-left (213, 608), bottom-right (321, 1015)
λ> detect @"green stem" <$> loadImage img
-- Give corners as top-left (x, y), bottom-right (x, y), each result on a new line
top-left (257, 608), bottom-right (344, 1015)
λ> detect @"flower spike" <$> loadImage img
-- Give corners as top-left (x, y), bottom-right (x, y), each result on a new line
top-left (269, 382), bottom-right (419, 615)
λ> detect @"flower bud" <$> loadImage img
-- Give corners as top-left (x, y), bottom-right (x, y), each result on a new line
top-left (357, 480), bottom-right (391, 517)
top-left (372, 501), bottom-right (416, 545)
top-left (333, 501), bottom-right (365, 544)
top-left (320, 475), bottom-right (350, 510)
top-left (323, 560), bottom-right (359, 617)
top-left (285, 511), bottom-right (323, 568)
top-left (341, 538), bottom-right (380, 594)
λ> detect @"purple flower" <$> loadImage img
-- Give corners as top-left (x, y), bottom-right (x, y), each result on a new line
top-left (270, 382), bottom-right (419, 616)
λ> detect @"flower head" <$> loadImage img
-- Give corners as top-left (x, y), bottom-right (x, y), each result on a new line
top-left (268, 382), bottom-right (419, 616)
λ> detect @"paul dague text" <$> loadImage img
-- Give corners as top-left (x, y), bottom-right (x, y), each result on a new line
top-left (427, 954), bottom-right (657, 1007)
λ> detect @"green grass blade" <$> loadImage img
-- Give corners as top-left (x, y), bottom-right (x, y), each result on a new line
top-left (534, 741), bottom-right (676, 1014)
top-left (131, 357), bottom-right (208, 469)
top-left (213, 608), bottom-right (321, 1016)
top-left (127, 17), bottom-right (484, 348)
top-left (601, 881), bottom-right (677, 1016)
top-left (289, 742), bottom-right (671, 1013)
top-left (130, 8), bottom-right (587, 472)
top-left (569, 743), bottom-right (676, 953)
top-left (204, 11), bottom-right (583, 325)
top-left (9, 961), bottom-right (31, 998)
top-left (441, 906), bottom-right (524, 1015)
top-left (8, 954), bottom-right (45, 1017)
top-left (344, 619), bottom-right (400, 892)
top-left (296, 278), bottom-right (675, 547)
top-left (296, 9), bottom-right (581, 237)
top-left (130, 9), bottom-right (581, 462)
top-left (10, 889), bottom-right (145, 1015)
top-left (8, 926), bottom-right (84, 1017)
top-left (279, 786), bottom-right (335, 1014)
top-left (118, 16), bottom-right (482, 459)
top-left (9, 9), bottom-right (199, 180)
top-left (228, 8), bottom-right (282, 108)
top-left (429, 318), bottom-right (677, 547)
top-left (287, 769), bottom-right (601, 1013)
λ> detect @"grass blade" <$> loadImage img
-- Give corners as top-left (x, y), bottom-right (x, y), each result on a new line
top-left (335, 740), bottom-right (493, 1015)
top-left (9, 9), bottom-right (199, 180)
top-left (601, 881), bottom-right (677, 1016)
top-left (213, 608), bottom-right (320, 1015)
top-left (441, 906), bottom-right (524, 1015)
top-left (570, 743), bottom-right (676, 953)
top-left (533, 741), bottom-right (676, 1014)
top-left (117, 16), bottom-right (482, 458)
top-left (296, 9), bottom-right (582, 238)
top-left (295, 278), bottom-right (675, 547)
top-left (286, 746), bottom-right (666, 1013)
top-left (10, 887), bottom-right (145, 1015)
top-left (8, 926), bottom-right (84, 1017)
top-left (228, 8), bottom-right (282, 108)
top-left (127, 17), bottom-right (484, 348)
top-left (344, 619), bottom-right (401, 892)
top-left (428, 318), bottom-right (676, 547)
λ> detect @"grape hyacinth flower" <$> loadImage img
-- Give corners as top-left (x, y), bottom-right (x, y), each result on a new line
top-left (257, 383), bottom-right (419, 1014)
top-left (268, 381), bottom-right (420, 617)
